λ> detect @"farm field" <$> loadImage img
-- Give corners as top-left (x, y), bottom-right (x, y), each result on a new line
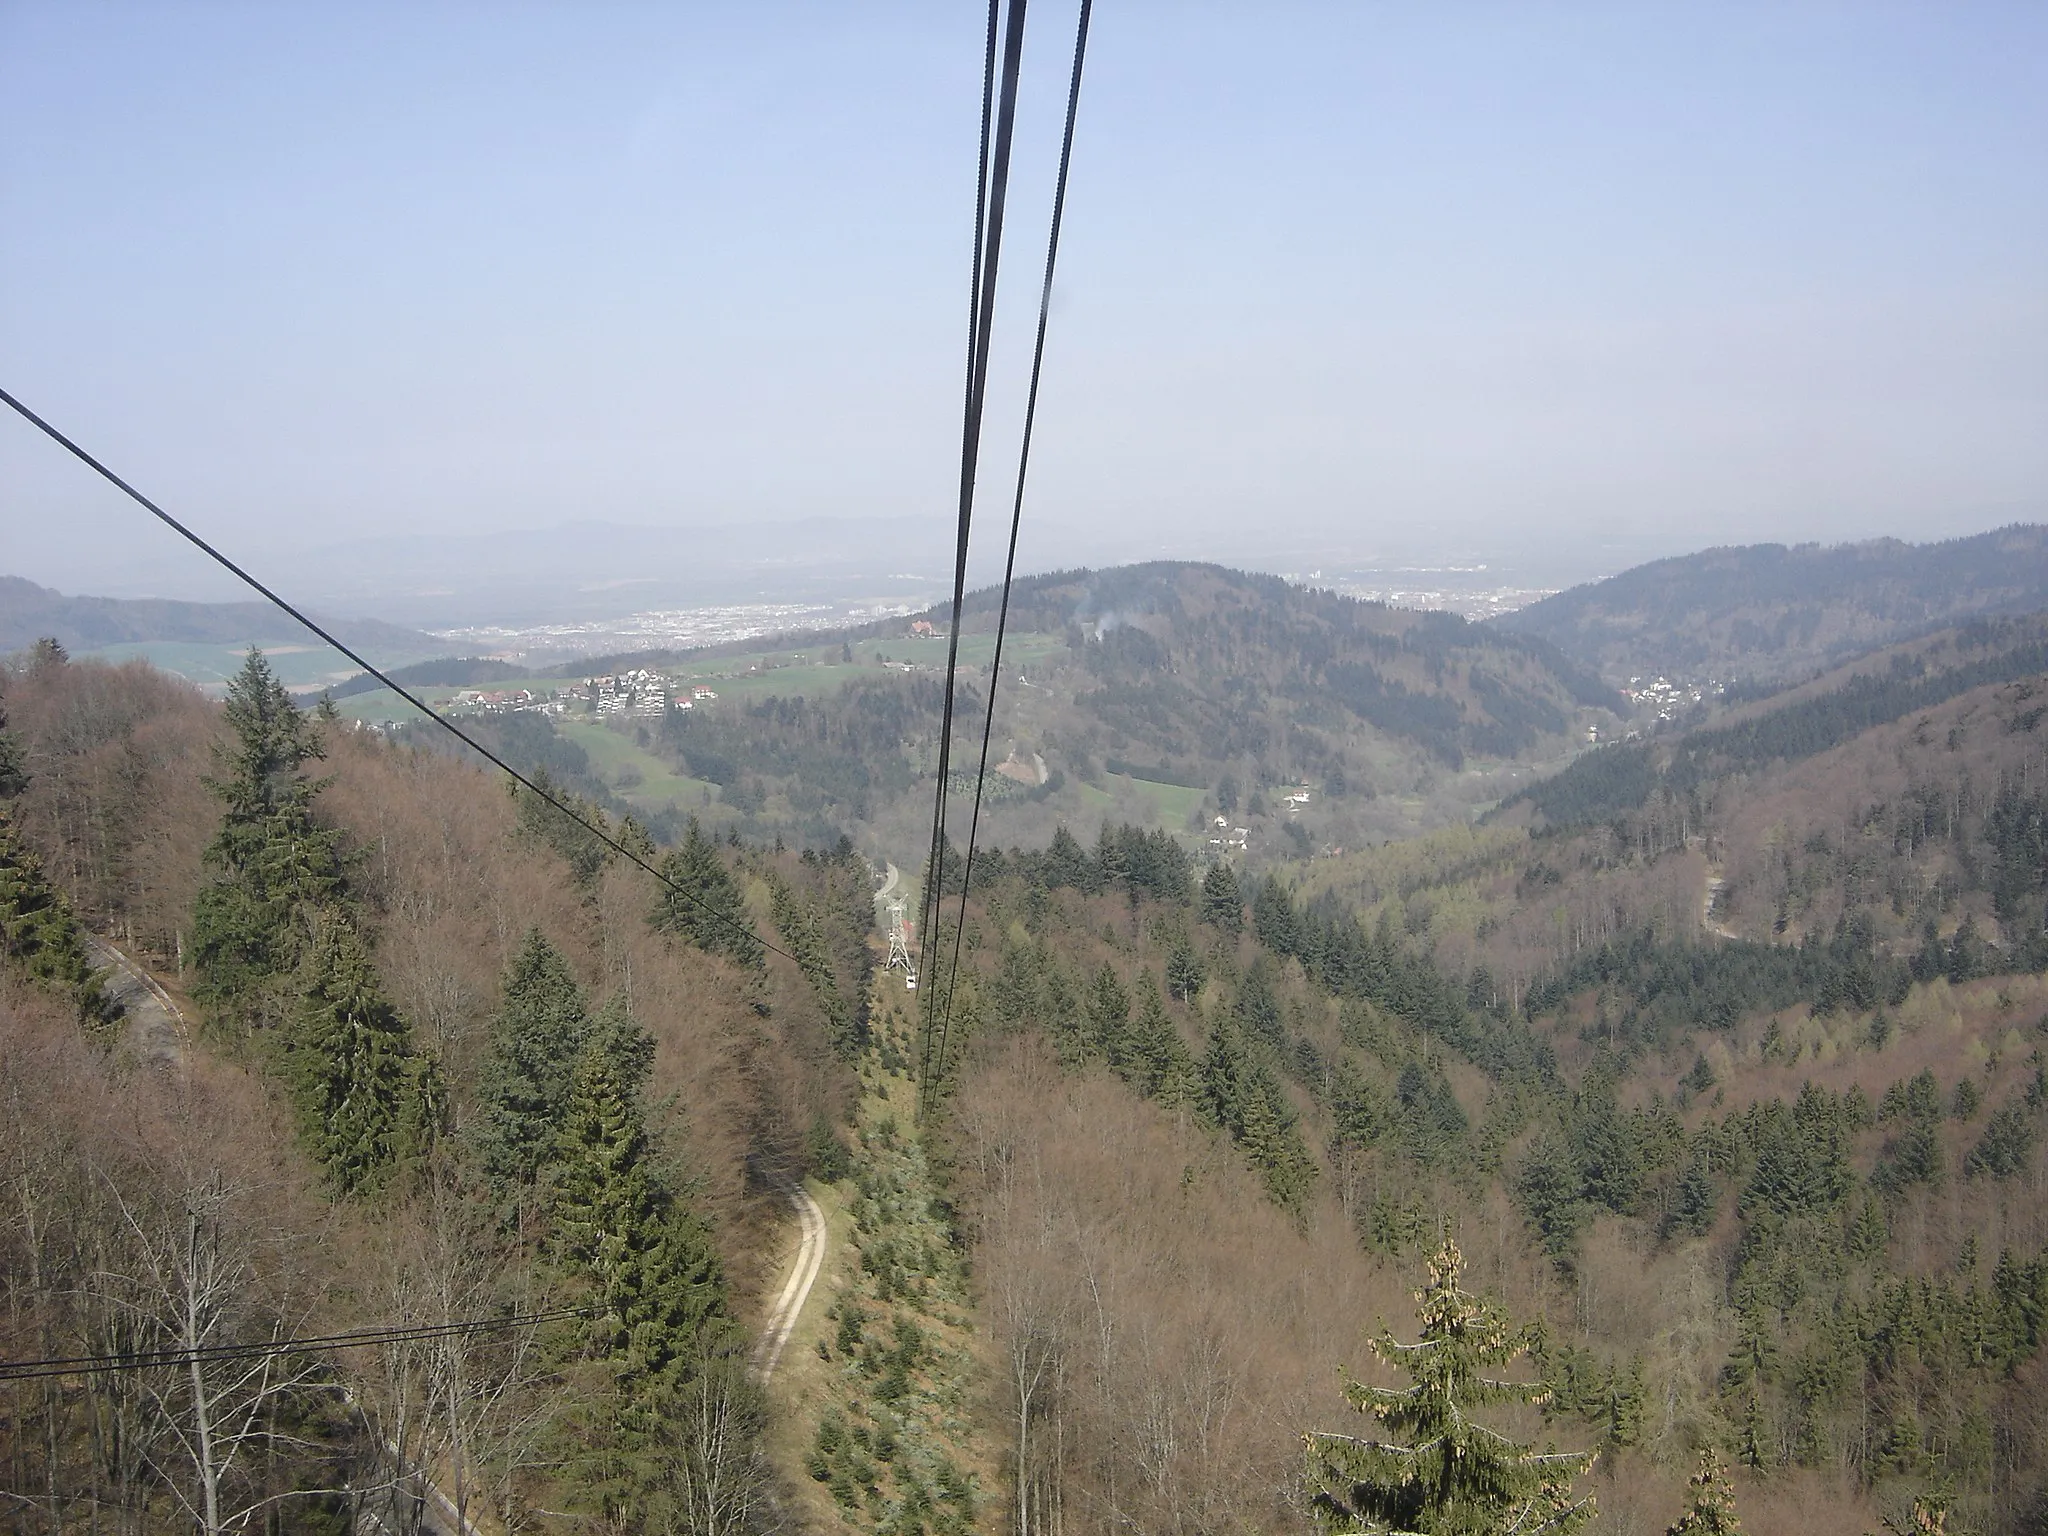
top-left (553, 720), bottom-right (719, 811)
top-left (1073, 772), bottom-right (1207, 830)
top-left (667, 631), bottom-right (1066, 703)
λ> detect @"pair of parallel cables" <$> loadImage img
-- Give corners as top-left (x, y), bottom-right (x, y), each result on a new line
top-left (914, 0), bottom-right (1093, 1115)
top-left (0, 1307), bottom-right (588, 1385)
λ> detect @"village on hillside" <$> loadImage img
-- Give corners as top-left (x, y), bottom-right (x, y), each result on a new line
top-left (445, 668), bottom-right (721, 720)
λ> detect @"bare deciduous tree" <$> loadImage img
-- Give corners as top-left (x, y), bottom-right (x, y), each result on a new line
top-left (114, 1172), bottom-right (325, 1536)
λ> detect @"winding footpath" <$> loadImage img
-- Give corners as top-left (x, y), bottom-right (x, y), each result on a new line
top-left (754, 1178), bottom-right (828, 1381)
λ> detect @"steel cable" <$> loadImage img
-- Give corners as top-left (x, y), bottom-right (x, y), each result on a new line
top-left (915, 0), bottom-right (1031, 1106)
top-left (0, 386), bottom-right (803, 971)
top-left (933, 0), bottom-right (1093, 1100)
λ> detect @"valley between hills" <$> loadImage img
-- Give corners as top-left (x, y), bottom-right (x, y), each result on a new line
top-left (11, 529), bottom-right (2048, 1534)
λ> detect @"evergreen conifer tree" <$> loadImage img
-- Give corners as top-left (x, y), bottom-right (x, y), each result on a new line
top-left (1666, 1140), bottom-right (1718, 1238)
top-left (1665, 1447), bottom-right (1741, 1536)
top-left (1305, 1238), bottom-right (1595, 1536)
top-left (287, 912), bottom-right (439, 1195)
top-left (1165, 928), bottom-right (1206, 1002)
top-left (1240, 1085), bottom-right (1319, 1212)
top-left (514, 769), bottom-right (614, 885)
top-left (1128, 977), bottom-right (1198, 1106)
top-left (0, 698), bottom-right (114, 1028)
top-left (770, 873), bottom-right (858, 1054)
top-left (473, 929), bottom-right (592, 1188)
top-left (0, 691), bottom-right (26, 799)
top-left (1606, 1359), bottom-right (1645, 1446)
top-left (1087, 962), bottom-right (1132, 1066)
top-left (550, 996), bottom-right (734, 1399)
top-left (1739, 1392), bottom-right (1768, 1469)
top-left (0, 803), bottom-right (114, 1029)
top-left (650, 816), bottom-right (762, 969)
top-left (1201, 861), bottom-right (1244, 932)
top-left (1966, 1101), bottom-right (2035, 1180)
top-left (190, 649), bottom-right (346, 1011)
top-left (1848, 1193), bottom-right (1890, 1257)
top-left (1043, 824), bottom-right (1097, 891)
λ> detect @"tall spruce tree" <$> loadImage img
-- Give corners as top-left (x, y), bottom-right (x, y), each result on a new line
top-left (551, 998), bottom-right (729, 1388)
top-left (1305, 1238), bottom-right (1595, 1536)
top-left (1128, 976), bottom-right (1199, 1107)
top-left (650, 816), bottom-right (762, 969)
top-left (0, 688), bottom-right (25, 799)
top-left (473, 929), bottom-right (592, 1189)
top-left (1166, 928), bottom-right (1206, 1002)
top-left (287, 912), bottom-right (441, 1196)
top-left (548, 992), bottom-right (741, 1528)
top-left (1201, 1015), bottom-right (1319, 1210)
top-left (1087, 962), bottom-right (1132, 1065)
top-left (769, 873), bottom-right (858, 1055)
top-left (514, 770), bottom-right (614, 885)
top-left (0, 700), bottom-right (113, 1029)
top-left (1202, 860), bottom-right (1245, 932)
top-left (191, 648), bottom-right (346, 1011)
top-left (1665, 1447), bottom-right (1741, 1536)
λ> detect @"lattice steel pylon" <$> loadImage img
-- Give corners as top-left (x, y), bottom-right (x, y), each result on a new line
top-left (884, 898), bottom-right (917, 990)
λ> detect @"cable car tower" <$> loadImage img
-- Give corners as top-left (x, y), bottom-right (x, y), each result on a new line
top-left (885, 898), bottom-right (917, 990)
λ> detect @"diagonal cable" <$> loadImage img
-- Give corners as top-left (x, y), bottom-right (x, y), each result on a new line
top-left (0, 1306), bottom-right (590, 1384)
top-left (934, 0), bottom-right (1093, 1096)
top-left (0, 386), bottom-right (801, 970)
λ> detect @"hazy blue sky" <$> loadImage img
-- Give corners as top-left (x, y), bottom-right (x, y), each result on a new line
top-left (4, 2), bottom-right (2045, 601)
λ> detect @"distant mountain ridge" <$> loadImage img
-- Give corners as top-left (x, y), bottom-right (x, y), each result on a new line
top-left (1494, 524), bottom-right (2048, 686)
top-left (955, 562), bottom-right (1624, 767)
top-left (0, 576), bottom-right (446, 658)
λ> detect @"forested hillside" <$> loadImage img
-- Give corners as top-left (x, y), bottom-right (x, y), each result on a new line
top-left (900, 776), bottom-right (2048, 1534)
top-left (1496, 524), bottom-right (2048, 688)
top-left (0, 644), bottom-right (872, 1532)
top-left (15, 614), bottom-right (2048, 1535)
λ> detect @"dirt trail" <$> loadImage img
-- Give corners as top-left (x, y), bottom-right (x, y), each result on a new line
top-left (1701, 866), bottom-right (1742, 940)
top-left (85, 935), bottom-right (187, 1068)
top-left (754, 1178), bottom-right (827, 1381)
top-left (84, 937), bottom-right (481, 1533)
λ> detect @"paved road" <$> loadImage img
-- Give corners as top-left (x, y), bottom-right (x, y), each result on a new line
top-left (753, 1179), bottom-right (827, 1382)
top-left (84, 935), bottom-right (186, 1068)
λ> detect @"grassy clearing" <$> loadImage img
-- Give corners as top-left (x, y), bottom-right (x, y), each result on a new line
top-left (552, 720), bottom-right (717, 810)
top-left (1126, 775), bottom-right (1205, 826)
top-left (682, 632), bottom-right (1066, 705)
top-left (1072, 773), bottom-right (1206, 833)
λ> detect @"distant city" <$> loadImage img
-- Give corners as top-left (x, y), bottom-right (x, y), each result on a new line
top-left (1297, 566), bottom-right (1557, 622)
top-left (428, 597), bottom-right (934, 667)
